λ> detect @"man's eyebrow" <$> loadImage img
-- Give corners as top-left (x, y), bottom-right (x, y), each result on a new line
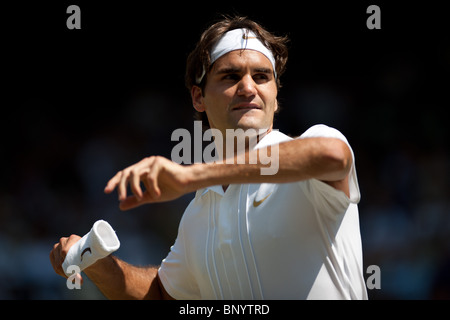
top-left (253, 67), bottom-right (273, 74)
top-left (214, 67), bottom-right (273, 74)
top-left (215, 67), bottom-right (242, 74)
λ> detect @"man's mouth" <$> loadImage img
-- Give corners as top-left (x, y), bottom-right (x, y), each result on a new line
top-left (232, 103), bottom-right (262, 111)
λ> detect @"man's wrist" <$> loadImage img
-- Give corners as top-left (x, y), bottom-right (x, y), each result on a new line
top-left (186, 161), bottom-right (261, 190)
top-left (186, 162), bottom-right (217, 191)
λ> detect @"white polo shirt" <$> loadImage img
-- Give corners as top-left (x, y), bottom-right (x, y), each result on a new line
top-left (158, 124), bottom-right (368, 300)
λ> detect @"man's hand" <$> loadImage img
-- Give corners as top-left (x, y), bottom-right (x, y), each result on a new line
top-left (50, 235), bottom-right (83, 283)
top-left (103, 138), bottom-right (353, 211)
top-left (104, 156), bottom-right (194, 210)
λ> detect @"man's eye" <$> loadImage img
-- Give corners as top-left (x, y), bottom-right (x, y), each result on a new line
top-left (223, 74), bottom-right (240, 81)
top-left (253, 74), bottom-right (269, 81)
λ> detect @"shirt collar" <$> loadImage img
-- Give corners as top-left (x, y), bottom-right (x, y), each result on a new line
top-left (200, 185), bottom-right (225, 197)
top-left (198, 130), bottom-right (284, 197)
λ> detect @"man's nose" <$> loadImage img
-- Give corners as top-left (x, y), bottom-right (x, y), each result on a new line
top-left (237, 75), bottom-right (257, 97)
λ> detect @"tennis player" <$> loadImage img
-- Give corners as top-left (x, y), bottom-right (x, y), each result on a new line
top-left (50, 16), bottom-right (368, 300)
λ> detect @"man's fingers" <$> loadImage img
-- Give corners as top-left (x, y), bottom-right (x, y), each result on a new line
top-left (146, 170), bottom-right (161, 199)
top-left (104, 171), bottom-right (121, 194)
top-left (119, 195), bottom-right (145, 211)
top-left (50, 236), bottom-right (71, 278)
top-left (106, 156), bottom-right (163, 204)
top-left (50, 243), bottom-right (63, 275)
top-left (118, 171), bottom-right (129, 201)
top-left (130, 169), bottom-right (143, 200)
top-left (76, 273), bottom-right (84, 286)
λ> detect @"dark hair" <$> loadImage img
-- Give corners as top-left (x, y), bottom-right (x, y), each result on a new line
top-left (185, 16), bottom-right (289, 128)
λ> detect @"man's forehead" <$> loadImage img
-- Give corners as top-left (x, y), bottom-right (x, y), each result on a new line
top-left (211, 49), bottom-right (274, 73)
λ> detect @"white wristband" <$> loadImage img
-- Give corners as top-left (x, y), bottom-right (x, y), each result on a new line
top-left (62, 220), bottom-right (120, 276)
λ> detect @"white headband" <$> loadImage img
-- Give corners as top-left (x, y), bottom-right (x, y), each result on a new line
top-left (196, 28), bottom-right (277, 84)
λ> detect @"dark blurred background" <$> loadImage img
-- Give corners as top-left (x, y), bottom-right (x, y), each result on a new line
top-left (1, 1), bottom-right (449, 299)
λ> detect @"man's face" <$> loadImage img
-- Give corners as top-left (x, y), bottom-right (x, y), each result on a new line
top-left (192, 50), bottom-right (278, 135)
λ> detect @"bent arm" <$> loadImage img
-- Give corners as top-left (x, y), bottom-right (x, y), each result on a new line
top-left (106, 137), bottom-right (352, 210)
top-left (50, 235), bottom-right (174, 299)
top-left (83, 255), bottom-right (174, 300)
top-left (190, 137), bottom-right (352, 196)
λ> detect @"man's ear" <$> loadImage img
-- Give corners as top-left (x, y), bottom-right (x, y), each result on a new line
top-left (191, 86), bottom-right (205, 112)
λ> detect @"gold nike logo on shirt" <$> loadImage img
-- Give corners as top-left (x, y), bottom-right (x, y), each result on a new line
top-left (253, 193), bottom-right (272, 207)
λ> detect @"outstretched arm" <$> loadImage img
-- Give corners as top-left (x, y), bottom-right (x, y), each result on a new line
top-left (104, 137), bottom-right (352, 210)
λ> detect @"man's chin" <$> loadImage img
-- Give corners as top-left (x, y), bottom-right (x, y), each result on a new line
top-left (232, 122), bottom-right (271, 141)
top-left (235, 118), bottom-right (271, 132)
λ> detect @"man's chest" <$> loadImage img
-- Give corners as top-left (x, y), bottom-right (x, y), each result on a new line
top-left (182, 183), bottom-right (319, 298)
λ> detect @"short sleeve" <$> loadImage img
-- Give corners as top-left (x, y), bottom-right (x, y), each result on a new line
top-left (297, 124), bottom-right (361, 205)
top-left (158, 213), bottom-right (201, 300)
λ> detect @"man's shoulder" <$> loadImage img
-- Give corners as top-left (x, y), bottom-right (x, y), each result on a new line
top-left (299, 124), bottom-right (350, 143)
top-left (259, 125), bottom-right (351, 146)
top-left (255, 130), bottom-right (293, 149)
